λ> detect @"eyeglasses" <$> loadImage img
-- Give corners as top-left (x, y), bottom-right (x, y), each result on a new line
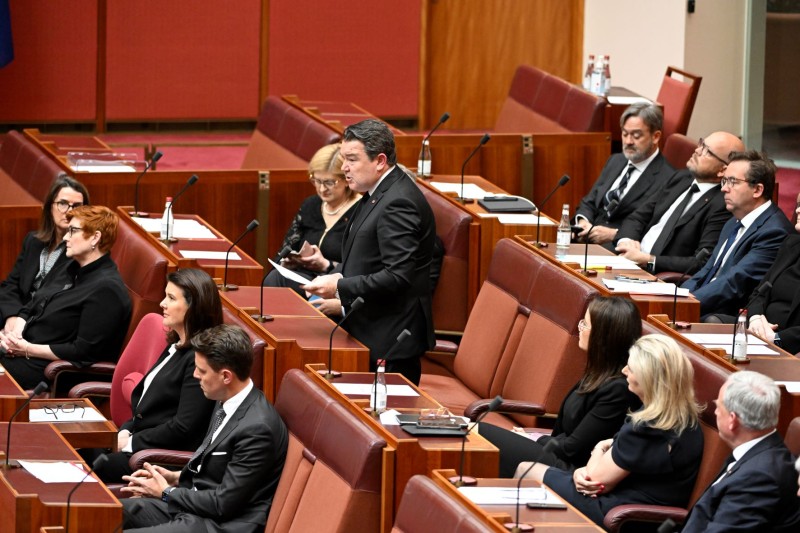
top-left (720, 176), bottom-right (754, 188)
top-left (43, 403), bottom-right (85, 420)
top-left (309, 177), bottom-right (341, 189)
top-left (53, 200), bottom-right (83, 213)
top-left (697, 138), bottom-right (728, 165)
top-left (65, 225), bottom-right (84, 238)
top-left (578, 319), bottom-right (591, 332)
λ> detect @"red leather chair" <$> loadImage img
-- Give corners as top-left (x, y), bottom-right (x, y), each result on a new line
top-left (656, 67), bottom-right (702, 144)
top-left (662, 133), bottom-right (697, 171)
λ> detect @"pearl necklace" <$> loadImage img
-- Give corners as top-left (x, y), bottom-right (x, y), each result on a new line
top-left (323, 197), bottom-right (353, 216)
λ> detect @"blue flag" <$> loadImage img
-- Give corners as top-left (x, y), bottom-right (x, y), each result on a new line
top-left (0, 0), bottom-right (13, 68)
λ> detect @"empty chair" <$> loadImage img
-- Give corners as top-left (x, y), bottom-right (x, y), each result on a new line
top-left (656, 67), bottom-right (702, 143)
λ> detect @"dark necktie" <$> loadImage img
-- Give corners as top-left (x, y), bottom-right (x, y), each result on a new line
top-left (604, 163), bottom-right (635, 216)
top-left (188, 405), bottom-right (226, 472)
top-left (650, 183), bottom-right (701, 255)
top-left (701, 221), bottom-right (743, 286)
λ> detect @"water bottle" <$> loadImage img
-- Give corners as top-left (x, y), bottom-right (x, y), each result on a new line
top-left (733, 311), bottom-right (748, 362)
top-left (590, 55), bottom-right (605, 96)
top-left (582, 54), bottom-right (595, 91)
top-left (417, 139), bottom-right (432, 178)
top-left (603, 54), bottom-right (612, 95)
top-left (370, 360), bottom-right (388, 414)
top-left (556, 203), bottom-right (571, 259)
top-left (160, 197), bottom-right (173, 241)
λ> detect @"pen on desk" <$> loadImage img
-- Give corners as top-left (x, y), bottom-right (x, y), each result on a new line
top-left (586, 265), bottom-right (612, 271)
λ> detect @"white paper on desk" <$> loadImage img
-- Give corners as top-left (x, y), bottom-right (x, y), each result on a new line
top-left (683, 334), bottom-right (766, 346)
top-left (602, 279), bottom-right (689, 297)
top-left (132, 217), bottom-right (217, 239)
top-left (70, 163), bottom-right (136, 173)
top-left (381, 409), bottom-right (402, 425)
top-left (561, 255), bottom-right (640, 269)
top-left (18, 461), bottom-right (99, 484)
top-left (332, 383), bottom-right (419, 397)
top-left (458, 486), bottom-right (562, 506)
top-left (776, 381), bottom-right (800, 394)
top-left (607, 96), bottom-right (652, 106)
top-left (429, 182), bottom-right (488, 200)
top-left (29, 407), bottom-right (107, 422)
top-left (181, 250), bottom-right (242, 261)
top-left (497, 214), bottom-right (556, 225)
top-left (267, 259), bottom-right (313, 284)
top-left (701, 344), bottom-right (780, 356)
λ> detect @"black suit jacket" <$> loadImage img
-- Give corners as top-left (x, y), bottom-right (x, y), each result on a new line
top-left (575, 152), bottom-right (675, 230)
top-left (748, 233), bottom-right (800, 354)
top-left (170, 386), bottom-right (288, 532)
top-left (683, 203), bottom-right (792, 316)
top-left (336, 166), bottom-right (436, 362)
top-left (682, 432), bottom-right (800, 532)
top-left (615, 171), bottom-right (731, 273)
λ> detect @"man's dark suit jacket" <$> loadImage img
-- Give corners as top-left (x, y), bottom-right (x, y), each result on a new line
top-left (575, 152), bottom-right (675, 231)
top-left (748, 233), bottom-right (800, 354)
top-left (336, 166), bottom-right (436, 363)
top-left (169, 387), bottom-right (288, 532)
top-left (682, 203), bottom-right (792, 317)
top-left (681, 432), bottom-right (800, 532)
top-left (614, 170), bottom-right (731, 274)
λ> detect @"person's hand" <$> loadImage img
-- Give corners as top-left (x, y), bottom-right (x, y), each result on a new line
top-left (310, 298), bottom-right (342, 317)
top-left (587, 226), bottom-right (618, 244)
top-left (120, 462), bottom-right (175, 498)
top-left (0, 332), bottom-right (29, 358)
top-left (593, 438), bottom-right (613, 454)
top-left (294, 245), bottom-right (331, 273)
top-left (573, 467), bottom-right (604, 497)
top-left (748, 315), bottom-right (778, 343)
top-left (3, 316), bottom-right (24, 337)
top-left (575, 219), bottom-right (593, 240)
top-left (301, 273), bottom-right (342, 299)
top-left (615, 240), bottom-right (650, 268)
top-left (118, 429), bottom-right (131, 451)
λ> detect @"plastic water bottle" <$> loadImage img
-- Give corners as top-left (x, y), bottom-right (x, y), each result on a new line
top-left (733, 311), bottom-right (748, 362)
top-left (160, 197), bottom-right (173, 241)
top-left (370, 360), bottom-right (387, 413)
top-left (556, 203), bottom-right (571, 259)
top-left (603, 54), bottom-right (612, 95)
top-left (417, 139), bottom-right (432, 178)
top-left (583, 54), bottom-right (595, 91)
top-left (590, 55), bottom-right (605, 96)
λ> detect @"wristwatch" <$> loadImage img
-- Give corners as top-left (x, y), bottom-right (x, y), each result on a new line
top-left (646, 256), bottom-right (656, 274)
top-left (161, 486), bottom-right (176, 503)
top-left (773, 333), bottom-right (782, 347)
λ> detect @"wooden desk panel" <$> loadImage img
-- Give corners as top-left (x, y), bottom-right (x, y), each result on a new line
top-left (28, 399), bottom-right (117, 451)
top-left (0, 372), bottom-right (27, 422)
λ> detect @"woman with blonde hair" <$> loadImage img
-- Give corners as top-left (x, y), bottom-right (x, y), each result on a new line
top-left (516, 334), bottom-right (704, 528)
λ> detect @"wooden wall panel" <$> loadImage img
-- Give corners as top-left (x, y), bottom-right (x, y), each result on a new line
top-left (423, 0), bottom-right (584, 129)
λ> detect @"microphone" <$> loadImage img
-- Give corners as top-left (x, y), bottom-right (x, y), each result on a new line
top-left (162, 174), bottom-right (199, 243)
top-left (419, 112), bottom-right (450, 178)
top-left (129, 150), bottom-right (163, 217)
top-left (251, 245), bottom-right (292, 322)
top-left (450, 395), bottom-right (503, 487)
top-left (4, 381), bottom-right (48, 468)
top-left (219, 219), bottom-right (259, 291)
top-left (458, 133), bottom-right (491, 204)
top-left (371, 329), bottom-right (412, 413)
top-left (65, 454), bottom-right (108, 533)
top-left (322, 296), bottom-right (365, 381)
top-left (504, 460), bottom-right (539, 533)
top-left (535, 174), bottom-right (571, 248)
top-left (670, 248), bottom-right (711, 328)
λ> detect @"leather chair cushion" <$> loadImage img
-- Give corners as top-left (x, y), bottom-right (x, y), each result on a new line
top-left (392, 475), bottom-right (493, 533)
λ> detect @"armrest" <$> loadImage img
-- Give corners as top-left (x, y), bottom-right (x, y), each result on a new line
top-left (603, 504), bottom-right (687, 532)
top-left (44, 360), bottom-right (116, 380)
top-left (656, 271), bottom-right (684, 284)
top-left (434, 339), bottom-right (458, 353)
top-left (129, 449), bottom-right (193, 471)
top-left (464, 398), bottom-right (546, 421)
top-left (68, 381), bottom-right (112, 399)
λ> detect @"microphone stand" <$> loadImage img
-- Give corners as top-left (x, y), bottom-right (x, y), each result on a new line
top-left (66, 454), bottom-right (108, 533)
top-left (503, 460), bottom-right (538, 532)
top-left (161, 174), bottom-right (199, 244)
top-left (449, 395), bottom-right (503, 487)
top-left (129, 151), bottom-right (163, 217)
top-left (457, 133), bottom-right (491, 204)
top-left (251, 245), bottom-right (292, 322)
top-left (322, 297), bottom-right (365, 381)
top-left (419, 112), bottom-right (450, 178)
top-left (534, 174), bottom-right (570, 248)
top-left (4, 381), bottom-right (48, 468)
top-left (670, 248), bottom-right (711, 329)
top-left (219, 219), bottom-right (259, 291)
top-left (581, 221), bottom-right (598, 276)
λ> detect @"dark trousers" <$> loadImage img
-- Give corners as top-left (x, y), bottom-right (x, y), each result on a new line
top-left (372, 355), bottom-right (422, 386)
top-left (0, 354), bottom-right (48, 390)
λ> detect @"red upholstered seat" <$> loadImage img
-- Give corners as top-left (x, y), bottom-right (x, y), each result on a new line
top-left (392, 475), bottom-right (493, 533)
top-left (662, 133), bottom-right (697, 170)
top-left (655, 67), bottom-right (702, 143)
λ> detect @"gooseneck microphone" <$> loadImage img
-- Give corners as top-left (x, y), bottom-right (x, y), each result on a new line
top-left (162, 174), bottom-right (199, 243)
top-left (323, 296), bottom-right (365, 381)
top-left (219, 219), bottom-right (259, 292)
top-left (419, 112), bottom-right (450, 178)
top-left (535, 174), bottom-right (570, 248)
top-left (251, 245), bottom-right (292, 323)
top-left (504, 460), bottom-right (539, 532)
top-left (4, 381), bottom-right (48, 468)
top-left (65, 454), bottom-right (108, 533)
top-left (130, 150), bottom-right (163, 216)
top-left (450, 395), bottom-right (503, 487)
top-left (670, 248), bottom-right (711, 328)
top-left (458, 133), bottom-right (491, 204)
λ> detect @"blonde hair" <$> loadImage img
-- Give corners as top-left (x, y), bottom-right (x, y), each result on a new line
top-left (308, 143), bottom-right (345, 179)
top-left (627, 334), bottom-right (702, 434)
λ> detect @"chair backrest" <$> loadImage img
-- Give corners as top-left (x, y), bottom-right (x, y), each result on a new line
top-left (267, 369), bottom-right (386, 533)
top-left (655, 67), bottom-right (702, 142)
top-left (0, 130), bottom-right (63, 201)
top-left (662, 133), bottom-right (697, 171)
top-left (222, 306), bottom-right (266, 390)
top-left (391, 475), bottom-right (493, 533)
top-left (110, 313), bottom-right (168, 427)
top-left (785, 417), bottom-right (800, 456)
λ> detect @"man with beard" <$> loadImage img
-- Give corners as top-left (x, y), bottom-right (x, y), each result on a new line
top-left (613, 132), bottom-right (743, 274)
top-left (574, 102), bottom-right (675, 250)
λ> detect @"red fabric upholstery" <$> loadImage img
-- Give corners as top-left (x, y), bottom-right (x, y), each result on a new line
top-left (785, 417), bottom-right (800, 456)
top-left (656, 67), bottom-right (702, 142)
top-left (662, 133), bottom-right (697, 170)
top-left (222, 306), bottom-right (265, 390)
top-left (0, 130), bottom-right (63, 200)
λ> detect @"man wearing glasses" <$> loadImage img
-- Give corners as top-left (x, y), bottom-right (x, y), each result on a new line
top-left (613, 131), bottom-right (743, 274)
top-left (682, 151), bottom-right (792, 320)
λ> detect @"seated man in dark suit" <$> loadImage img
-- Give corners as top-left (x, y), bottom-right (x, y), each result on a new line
top-left (574, 102), bottom-right (675, 249)
top-left (613, 131), bottom-right (742, 274)
top-left (682, 150), bottom-right (792, 319)
top-left (682, 371), bottom-right (800, 532)
top-left (120, 324), bottom-right (288, 533)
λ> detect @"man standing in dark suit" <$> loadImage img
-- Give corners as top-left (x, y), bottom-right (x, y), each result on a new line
top-left (682, 371), bottom-right (800, 532)
top-left (613, 131), bottom-right (742, 274)
top-left (682, 150), bottom-right (792, 319)
top-left (575, 102), bottom-right (675, 249)
top-left (120, 325), bottom-right (288, 533)
top-left (303, 119), bottom-right (436, 385)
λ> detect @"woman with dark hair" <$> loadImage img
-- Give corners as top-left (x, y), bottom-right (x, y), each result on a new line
top-left (0, 205), bottom-right (131, 389)
top-left (481, 296), bottom-right (642, 477)
top-left (0, 174), bottom-right (90, 334)
top-left (90, 268), bottom-right (222, 483)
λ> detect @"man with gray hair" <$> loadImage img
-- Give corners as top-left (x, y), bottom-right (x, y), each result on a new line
top-left (682, 371), bottom-right (800, 531)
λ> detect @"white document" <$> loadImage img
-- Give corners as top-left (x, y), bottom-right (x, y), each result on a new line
top-left (132, 217), bottom-right (217, 239)
top-left (497, 214), bottom-right (556, 225)
top-left (683, 334), bottom-right (766, 346)
top-left (380, 409), bottom-right (402, 425)
top-left (267, 259), bottom-right (313, 284)
top-left (29, 407), bottom-right (107, 422)
top-left (458, 486), bottom-right (564, 506)
top-left (70, 163), bottom-right (136, 173)
top-left (332, 383), bottom-right (420, 397)
top-left (607, 96), bottom-right (652, 106)
top-left (775, 381), bottom-right (800, 394)
top-left (700, 344), bottom-right (780, 356)
top-left (181, 250), bottom-right (242, 261)
top-left (561, 255), bottom-right (640, 269)
top-left (429, 182), bottom-right (489, 200)
top-left (602, 279), bottom-right (689, 297)
top-left (18, 461), bottom-right (99, 484)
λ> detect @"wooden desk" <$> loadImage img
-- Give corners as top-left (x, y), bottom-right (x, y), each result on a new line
top-left (305, 365), bottom-right (499, 531)
top-left (28, 399), bottom-right (117, 451)
top-left (0, 370), bottom-right (28, 422)
top-left (0, 423), bottom-right (121, 533)
top-left (430, 469), bottom-right (603, 532)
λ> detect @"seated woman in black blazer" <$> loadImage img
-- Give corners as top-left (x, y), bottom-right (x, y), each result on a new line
top-left (88, 268), bottom-right (221, 483)
top-left (480, 296), bottom-right (642, 477)
top-left (0, 174), bottom-right (89, 335)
